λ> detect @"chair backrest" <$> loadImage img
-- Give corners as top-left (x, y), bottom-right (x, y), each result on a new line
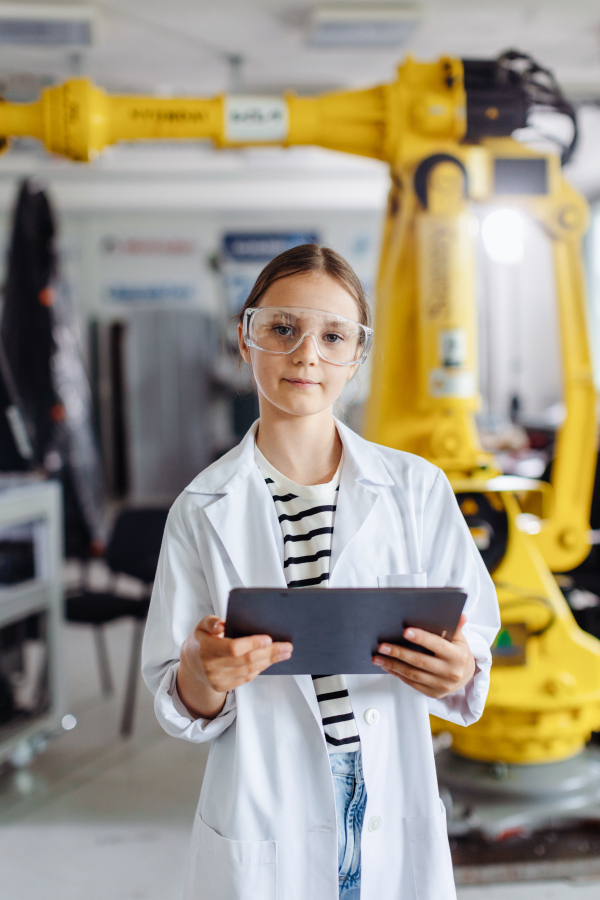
top-left (105, 508), bottom-right (169, 584)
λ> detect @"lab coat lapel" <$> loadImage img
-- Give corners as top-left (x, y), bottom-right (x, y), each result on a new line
top-left (204, 467), bottom-right (287, 590)
top-left (329, 419), bottom-right (392, 582)
top-left (329, 476), bottom-right (379, 582)
top-left (205, 471), bottom-right (322, 722)
top-left (202, 454), bottom-right (323, 721)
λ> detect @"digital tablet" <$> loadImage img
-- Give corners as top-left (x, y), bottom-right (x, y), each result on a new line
top-left (224, 587), bottom-right (467, 675)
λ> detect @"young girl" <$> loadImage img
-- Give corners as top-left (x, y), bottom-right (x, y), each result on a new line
top-left (142, 244), bottom-right (499, 900)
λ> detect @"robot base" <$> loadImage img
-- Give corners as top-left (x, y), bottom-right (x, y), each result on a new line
top-left (436, 747), bottom-right (600, 840)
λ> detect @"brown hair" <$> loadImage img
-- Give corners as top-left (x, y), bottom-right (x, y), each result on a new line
top-left (237, 243), bottom-right (371, 328)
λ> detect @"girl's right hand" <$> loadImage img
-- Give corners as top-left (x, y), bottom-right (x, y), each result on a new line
top-left (177, 615), bottom-right (293, 719)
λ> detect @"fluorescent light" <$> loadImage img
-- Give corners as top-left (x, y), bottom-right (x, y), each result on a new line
top-left (0, 3), bottom-right (95, 46)
top-left (481, 209), bottom-right (525, 265)
top-left (309, 3), bottom-right (420, 48)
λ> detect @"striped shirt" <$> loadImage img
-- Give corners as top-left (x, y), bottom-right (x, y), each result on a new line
top-left (255, 445), bottom-right (360, 753)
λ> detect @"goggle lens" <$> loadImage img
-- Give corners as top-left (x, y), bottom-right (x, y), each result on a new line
top-left (246, 307), bottom-right (371, 366)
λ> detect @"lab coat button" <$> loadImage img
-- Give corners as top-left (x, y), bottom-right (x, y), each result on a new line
top-left (368, 815), bottom-right (383, 832)
top-left (364, 708), bottom-right (380, 725)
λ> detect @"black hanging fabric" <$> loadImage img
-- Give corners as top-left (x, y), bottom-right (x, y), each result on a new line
top-left (0, 336), bottom-right (31, 471)
top-left (1, 180), bottom-right (58, 463)
top-left (0, 178), bottom-right (106, 556)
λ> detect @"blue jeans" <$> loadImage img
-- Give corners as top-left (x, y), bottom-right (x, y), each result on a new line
top-left (330, 750), bottom-right (367, 899)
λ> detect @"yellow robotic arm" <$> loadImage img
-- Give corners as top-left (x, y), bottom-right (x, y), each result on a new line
top-left (0, 59), bottom-right (464, 161)
top-left (0, 60), bottom-right (591, 567)
top-left (2, 57), bottom-right (599, 769)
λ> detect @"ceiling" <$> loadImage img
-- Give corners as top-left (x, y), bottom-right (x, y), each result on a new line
top-left (0, 0), bottom-right (599, 100)
top-left (0, 1), bottom-right (598, 197)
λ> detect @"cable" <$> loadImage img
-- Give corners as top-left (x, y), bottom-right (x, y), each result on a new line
top-left (497, 50), bottom-right (578, 166)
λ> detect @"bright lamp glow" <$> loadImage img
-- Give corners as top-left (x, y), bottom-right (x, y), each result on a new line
top-left (481, 209), bottom-right (525, 264)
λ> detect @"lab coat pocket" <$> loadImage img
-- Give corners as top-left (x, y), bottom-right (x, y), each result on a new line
top-left (186, 815), bottom-right (277, 900)
top-left (378, 572), bottom-right (427, 588)
top-left (406, 805), bottom-right (455, 900)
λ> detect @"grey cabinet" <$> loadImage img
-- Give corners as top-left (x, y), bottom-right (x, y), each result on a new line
top-left (95, 310), bottom-right (216, 504)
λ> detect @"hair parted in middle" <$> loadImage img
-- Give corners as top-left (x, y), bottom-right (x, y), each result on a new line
top-left (237, 243), bottom-right (371, 328)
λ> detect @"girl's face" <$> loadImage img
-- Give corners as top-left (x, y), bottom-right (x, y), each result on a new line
top-left (238, 272), bottom-right (361, 420)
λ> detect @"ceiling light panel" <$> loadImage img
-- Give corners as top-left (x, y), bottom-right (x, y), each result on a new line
top-left (309, 3), bottom-right (420, 49)
top-left (0, 3), bottom-right (95, 46)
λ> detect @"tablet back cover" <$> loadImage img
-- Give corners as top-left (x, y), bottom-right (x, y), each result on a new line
top-left (225, 587), bottom-right (467, 675)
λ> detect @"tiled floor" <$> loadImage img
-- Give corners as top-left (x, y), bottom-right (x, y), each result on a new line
top-left (0, 619), bottom-right (598, 899)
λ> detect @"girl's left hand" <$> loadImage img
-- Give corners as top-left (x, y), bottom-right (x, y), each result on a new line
top-left (372, 613), bottom-right (475, 699)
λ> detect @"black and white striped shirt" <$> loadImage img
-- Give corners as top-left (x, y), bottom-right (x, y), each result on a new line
top-left (255, 445), bottom-right (360, 753)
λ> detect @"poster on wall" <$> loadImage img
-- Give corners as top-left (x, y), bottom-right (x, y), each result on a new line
top-left (221, 232), bottom-right (319, 312)
top-left (100, 234), bottom-right (201, 306)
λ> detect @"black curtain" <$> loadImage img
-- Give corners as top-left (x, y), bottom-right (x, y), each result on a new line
top-left (1, 180), bottom-right (58, 463)
top-left (0, 179), bottom-right (105, 557)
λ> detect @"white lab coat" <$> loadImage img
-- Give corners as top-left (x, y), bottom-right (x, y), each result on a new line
top-left (142, 420), bottom-right (499, 900)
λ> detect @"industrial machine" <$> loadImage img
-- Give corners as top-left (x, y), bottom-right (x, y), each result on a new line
top-left (2, 51), bottom-right (600, 836)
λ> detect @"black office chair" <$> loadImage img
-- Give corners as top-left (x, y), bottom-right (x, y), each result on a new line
top-left (65, 508), bottom-right (168, 736)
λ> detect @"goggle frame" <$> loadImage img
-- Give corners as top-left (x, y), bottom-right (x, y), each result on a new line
top-left (242, 306), bottom-right (373, 368)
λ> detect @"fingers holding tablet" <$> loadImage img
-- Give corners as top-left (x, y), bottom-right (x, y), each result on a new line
top-left (178, 615), bottom-right (294, 719)
top-left (200, 622), bottom-right (294, 689)
top-left (373, 613), bottom-right (475, 699)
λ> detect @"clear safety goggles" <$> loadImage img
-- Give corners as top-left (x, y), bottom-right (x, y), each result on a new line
top-left (243, 306), bottom-right (373, 367)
